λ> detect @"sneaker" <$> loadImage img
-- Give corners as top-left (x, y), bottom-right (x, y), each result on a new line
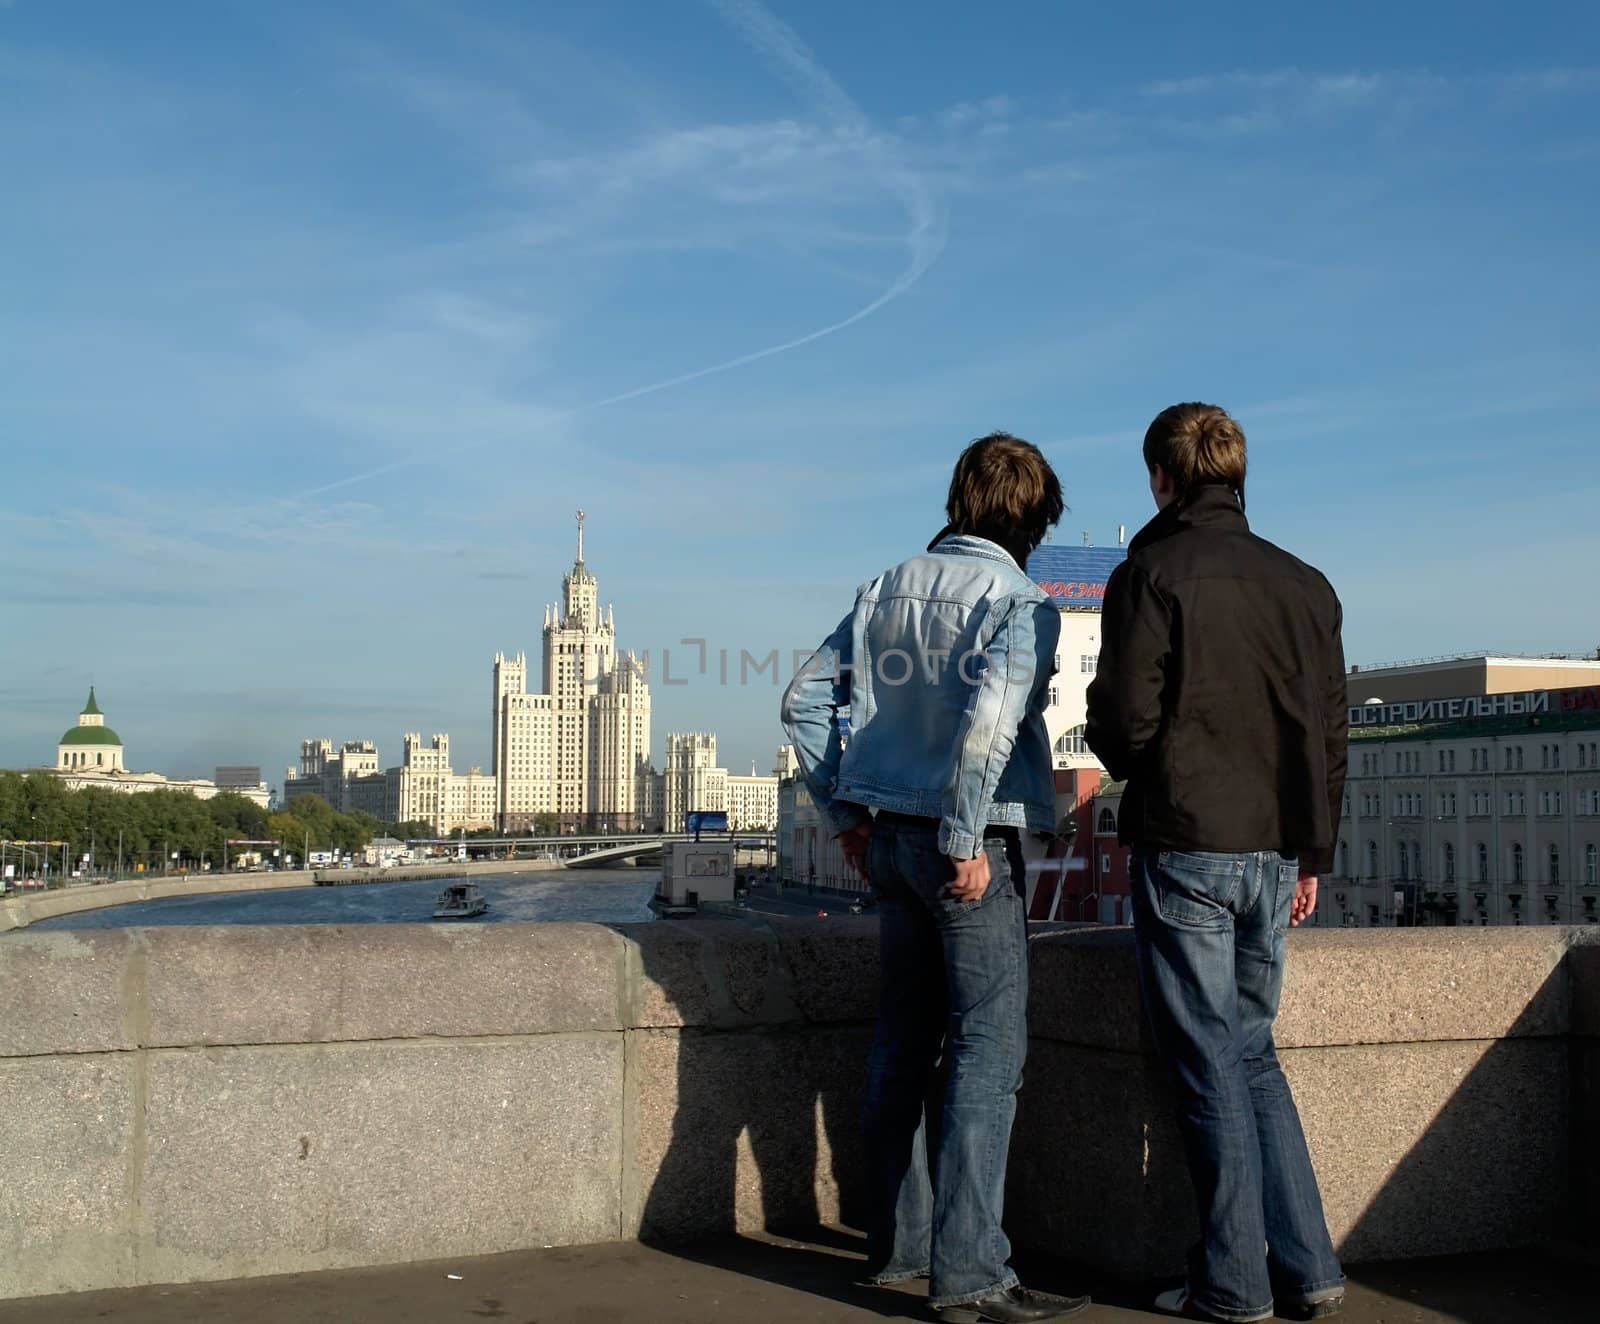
top-left (1279, 1295), bottom-right (1344, 1320)
top-left (1153, 1286), bottom-right (1273, 1323)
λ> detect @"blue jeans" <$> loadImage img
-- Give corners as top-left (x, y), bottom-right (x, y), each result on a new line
top-left (861, 815), bottom-right (1028, 1308)
top-left (1131, 850), bottom-right (1344, 1323)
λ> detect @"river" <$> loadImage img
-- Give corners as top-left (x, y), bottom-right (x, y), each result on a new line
top-left (26, 868), bottom-right (659, 929)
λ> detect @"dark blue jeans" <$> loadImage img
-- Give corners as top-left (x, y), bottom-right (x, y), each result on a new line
top-left (1131, 849), bottom-right (1344, 1323)
top-left (861, 816), bottom-right (1028, 1308)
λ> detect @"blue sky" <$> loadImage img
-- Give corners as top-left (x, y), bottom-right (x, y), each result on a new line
top-left (3, 0), bottom-right (1598, 786)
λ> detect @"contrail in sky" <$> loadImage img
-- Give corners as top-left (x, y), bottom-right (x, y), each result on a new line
top-left (297, 0), bottom-right (946, 500)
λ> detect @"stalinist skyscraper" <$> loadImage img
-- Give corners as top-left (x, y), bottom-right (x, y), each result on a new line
top-left (492, 512), bottom-right (654, 832)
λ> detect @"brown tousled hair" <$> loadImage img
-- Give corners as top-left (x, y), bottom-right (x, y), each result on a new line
top-left (944, 432), bottom-right (1064, 565)
top-left (1142, 403), bottom-right (1247, 507)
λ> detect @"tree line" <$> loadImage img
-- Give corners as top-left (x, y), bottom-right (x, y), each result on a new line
top-left (0, 772), bottom-right (432, 876)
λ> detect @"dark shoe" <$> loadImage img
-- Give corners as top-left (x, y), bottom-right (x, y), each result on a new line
top-left (937, 1285), bottom-right (1091, 1323)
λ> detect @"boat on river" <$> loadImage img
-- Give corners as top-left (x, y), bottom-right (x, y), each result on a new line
top-left (432, 882), bottom-right (489, 919)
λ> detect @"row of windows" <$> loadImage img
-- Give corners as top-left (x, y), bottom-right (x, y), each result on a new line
top-left (1348, 785), bottom-right (1600, 814)
top-left (1358, 741), bottom-right (1600, 777)
top-left (1343, 840), bottom-right (1600, 885)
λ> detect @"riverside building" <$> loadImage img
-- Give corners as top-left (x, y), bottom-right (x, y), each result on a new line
top-left (283, 734), bottom-right (498, 835)
top-left (49, 689), bottom-right (270, 808)
top-left (492, 512), bottom-right (654, 833)
top-left (1025, 540), bottom-right (1128, 771)
top-left (726, 765), bottom-right (780, 832)
top-left (284, 740), bottom-right (389, 819)
top-left (663, 733), bottom-right (725, 830)
top-left (1332, 676), bottom-right (1600, 927)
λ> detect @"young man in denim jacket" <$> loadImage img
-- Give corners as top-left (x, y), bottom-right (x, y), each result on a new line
top-left (782, 434), bottom-right (1087, 1323)
top-left (1086, 403), bottom-right (1347, 1324)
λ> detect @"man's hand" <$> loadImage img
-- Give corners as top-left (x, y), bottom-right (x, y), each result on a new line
top-left (1291, 871), bottom-right (1318, 927)
top-left (948, 851), bottom-right (991, 903)
top-left (838, 823), bottom-right (873, 882)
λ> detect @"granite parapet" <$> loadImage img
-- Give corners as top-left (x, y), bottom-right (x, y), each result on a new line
top-left (1, 917), bottom-right (1598, 1300)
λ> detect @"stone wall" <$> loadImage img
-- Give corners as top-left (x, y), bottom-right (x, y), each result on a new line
top-left (0, 920), bottom-right (1595, 1300)
top-left (1011, 926), bottom-right (1585, 1277)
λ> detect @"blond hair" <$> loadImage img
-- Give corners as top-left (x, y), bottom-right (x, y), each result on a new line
top-left (1143, 403), bottom-right (1247, 506)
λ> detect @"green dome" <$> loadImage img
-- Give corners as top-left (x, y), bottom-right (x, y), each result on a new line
top-left (61, 725), bottom-right (123, 746)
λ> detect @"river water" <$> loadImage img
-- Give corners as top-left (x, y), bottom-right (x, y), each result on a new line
top-left (26, 868), bottom-right (658, 930)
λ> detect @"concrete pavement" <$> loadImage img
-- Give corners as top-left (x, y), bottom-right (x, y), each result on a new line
top-left (3, 1230), bottom-right (1589, 1324)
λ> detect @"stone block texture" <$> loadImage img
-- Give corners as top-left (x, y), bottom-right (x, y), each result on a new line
top-left (139, 1037), bottom-right (623, 1285)
top-left (0, 931), bottom-right (137, 1057)
top-left (625, 1026), bottom-right (872, 1241)
top-left (1, 918), bottom-right (1597, 1300)
top-left (1292, 1038), bottom-right (1568, 1261)
top-left (142, 924), bottom-right (625, 1047)
top-left (1008, 1039), bottom-right (1193, 1278)
top-left (0, 1056), bottom-right (138, 1299)
top-left (1276, 928), bottom-right (1571, 1048)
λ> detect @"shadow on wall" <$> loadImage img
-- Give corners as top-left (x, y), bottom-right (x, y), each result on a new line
top-left (611, 918), bottom-right (1600, 1324)
top-left (1009, 925), bottom-right (1600, 1324)
top-left (613, 915), bottom-right (908, 1314)
top-left (1326, 951), bottom-right (1579, 1324)
top-left (1006, 925), bottom-right (1196, 1280)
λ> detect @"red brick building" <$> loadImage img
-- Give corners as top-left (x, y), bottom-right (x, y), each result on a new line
top-left (1026, 768), bottom-right (1132, 924)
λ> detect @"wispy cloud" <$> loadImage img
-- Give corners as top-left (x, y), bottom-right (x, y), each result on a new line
top-left (1140, 65), bottom-right (1599, 103)
top-left (1141, 70), bottom-right (1386, 100)
top-left (294, 0), bottom-right (947, 498)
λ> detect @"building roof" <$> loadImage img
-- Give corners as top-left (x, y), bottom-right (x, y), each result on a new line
top-left (60, 724), bottom-right (124, 746)
top-left (1025, 544), bottom-right (1127, 609)
top-left (61, 685), bottom-right (122, 746)
top-left (1349, 707), bottom-right (1600, 744)
top-left (1349, 652), bottom-right (1600, 677)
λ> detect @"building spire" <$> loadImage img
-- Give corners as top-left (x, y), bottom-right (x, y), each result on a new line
top-left (575, 508), bottom-right (585, 568)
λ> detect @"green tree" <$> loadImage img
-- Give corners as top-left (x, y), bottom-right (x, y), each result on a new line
top-left (208, 792), bottom-right (270, 840)
top-left (1, 777), bottom-right (406, 876)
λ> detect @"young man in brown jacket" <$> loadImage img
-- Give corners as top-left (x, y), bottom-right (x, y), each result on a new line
top-left (1087, 403), bottom-right (1346, 1323)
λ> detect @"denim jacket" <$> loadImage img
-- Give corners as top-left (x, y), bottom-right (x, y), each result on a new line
top-left (780, 535), bottom-right (1061, 859)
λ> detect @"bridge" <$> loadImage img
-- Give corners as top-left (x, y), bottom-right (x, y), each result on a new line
top-left (406, 832), bottom-right (776, 869)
